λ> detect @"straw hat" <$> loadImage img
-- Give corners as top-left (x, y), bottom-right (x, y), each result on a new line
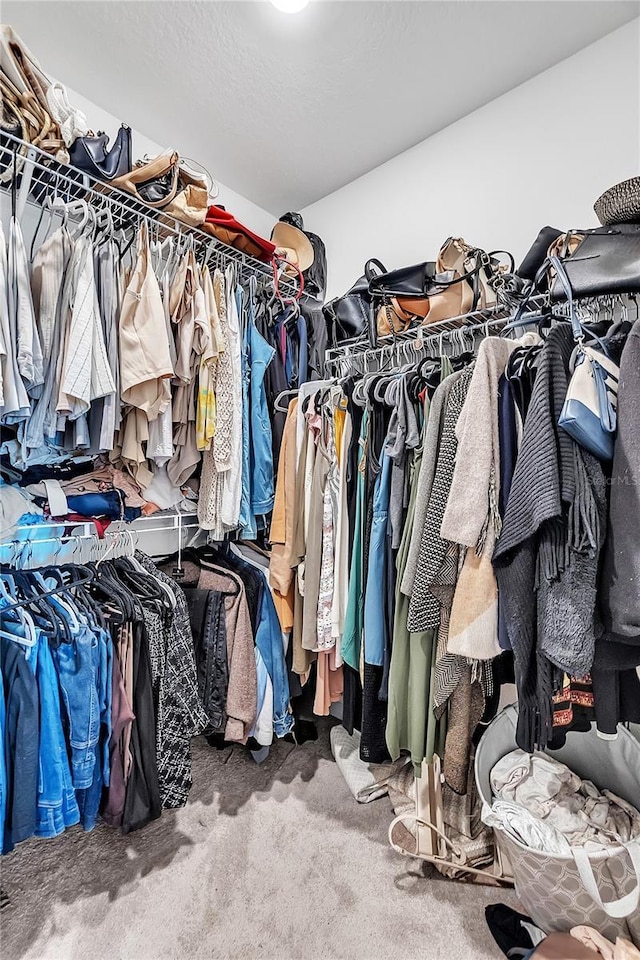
top-left (594, 176), bottom-right (640, 226)
top-left (271, 220), bottom-right (315, 274)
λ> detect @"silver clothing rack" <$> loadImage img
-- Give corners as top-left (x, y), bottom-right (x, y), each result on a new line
top-left (324, 300), bottom-right (535, 377)
top-left (0, 130), bottom-right (298, 292)
top-left (323, 292), bottom-right (637, 377)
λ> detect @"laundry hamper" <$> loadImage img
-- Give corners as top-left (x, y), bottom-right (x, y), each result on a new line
top-left (475, 706), bottom-right (640, 946)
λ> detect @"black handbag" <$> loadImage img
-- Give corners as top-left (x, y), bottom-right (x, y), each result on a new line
top-left (323, 258), bottom-right (386, 347)
top-left (549, 225), bottom-right (640, 301)
top-left (517, 226), bottom-right (563, 282)
top-left (68, 124), bottom-right (132, 182)
top-left (367, 260), bottom-right (436, 299)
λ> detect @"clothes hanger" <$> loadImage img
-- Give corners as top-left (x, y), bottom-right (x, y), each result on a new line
top-left (29, 193), bottom-right (67, 260)
top-left (0, 562), bottom-right (94, 614)
top-left (273, 388), bottom-right (299, 413)
top-left (0, 577), bottom-right (38, 647)
top-left (62, 199), bottom-right (91, 238)
top-left (33, 567), bottom-right (83, 634)
top-left (117, 532), bottom-right (177, 610)
top-left (0, 575), bottom-right (36, 643)
top-left (93, 205), bottom-right (114, 246)
top-left (10, 570), bottom-right (62, 641)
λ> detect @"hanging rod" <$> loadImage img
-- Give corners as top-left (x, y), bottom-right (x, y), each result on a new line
top-left (0, 130), bottom-right (298, 292)
top-left (324, 298), bottom-right (541, 369)
top-left (325, 314), bottom-right (513, 377)
top-left (323, 289), bottom-right (637, 374)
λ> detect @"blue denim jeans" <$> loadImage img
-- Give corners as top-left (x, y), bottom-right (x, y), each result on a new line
top-left (34, 633), bottom-right (80, 838)
top-left (50, 616), bottom-right (101, 790)
top-left (254, 573), bottom-right (293, 738)
top-left (74, 620), bottom-right (112, 831)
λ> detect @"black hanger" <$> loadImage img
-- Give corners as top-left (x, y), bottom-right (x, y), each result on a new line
top-left (451, 350), bottom-right (475, 371)
top-left (11, 571), bottom-right (63, 642)
top-left (0, 564), bottom-right (94, 614)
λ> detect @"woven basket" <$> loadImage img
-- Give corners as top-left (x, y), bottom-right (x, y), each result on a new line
top-left (594, 176), bottom-right (640, 226)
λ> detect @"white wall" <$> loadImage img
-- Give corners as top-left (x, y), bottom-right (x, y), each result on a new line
top-left (302, 21), bottom-right (640, 299)
top-left (66, 87), bottom-right (276, 238)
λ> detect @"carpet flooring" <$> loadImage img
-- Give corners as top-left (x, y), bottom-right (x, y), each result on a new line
top-left (1, 724), bottom-right (514, 960)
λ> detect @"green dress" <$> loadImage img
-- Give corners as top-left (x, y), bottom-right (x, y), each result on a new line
top-left (386, 387), bottom-right (448, 776)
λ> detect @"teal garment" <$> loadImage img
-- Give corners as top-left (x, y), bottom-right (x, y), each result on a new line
top-left (341, 409), bottom-right (368, 672)
top-left (363, 452), bottom-right (392, 666)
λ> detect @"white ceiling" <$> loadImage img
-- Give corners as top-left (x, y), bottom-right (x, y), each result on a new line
top-left (5, 1), bottom-right (639, 214)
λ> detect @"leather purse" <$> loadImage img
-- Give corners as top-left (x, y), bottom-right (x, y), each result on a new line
top-left (427, 238), bottom-right (513, 324)
top-left (376, 299), bottom-right (417, 337)
top-left (553, 256), bottom-right (620, 461)
top-left (368, 261), bottom-right (436, 302)
top-left (163, 160), bottom-right (211, 225)
top-left (68, 125), bottom-right (132, 182)
top-left (549, 225), bottom-right (640, 301)
top-left (369, 260), bottom-right (436, 336)
top-left (110, 151), bottom-right (211, 225)
top-left (323, 259), bottom-right (386, 346)
top-left (517, 226), bottom-right (563, 282)
top-left (110, 150), bottom-right (180, 207)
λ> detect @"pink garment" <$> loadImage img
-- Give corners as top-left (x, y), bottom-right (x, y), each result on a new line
top-left (313, 647), bottom-right (343, 716)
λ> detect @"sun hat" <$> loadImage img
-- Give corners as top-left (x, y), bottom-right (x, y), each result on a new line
top-left (594, 176), bottom-right (640, 226)
top-left (271, 219), bottom-right (315, 274)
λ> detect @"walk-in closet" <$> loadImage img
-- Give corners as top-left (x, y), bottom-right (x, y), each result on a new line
top-left (1, 3), bottom-right (640, 959)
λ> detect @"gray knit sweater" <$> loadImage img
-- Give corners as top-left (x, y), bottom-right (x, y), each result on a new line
top-left (492, 324), bottom-right (606, 751)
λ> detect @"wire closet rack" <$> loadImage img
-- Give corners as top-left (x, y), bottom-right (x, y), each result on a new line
top-left (323, 300), bottom-right (536, 376)
top-left (323, 288), bottom-right (638, 377)
top-left (0, 130), bottom-right (299, 292)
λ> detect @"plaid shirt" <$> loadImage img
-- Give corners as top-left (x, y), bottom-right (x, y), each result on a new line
top-left (136, 553), bottom-right (208, 808)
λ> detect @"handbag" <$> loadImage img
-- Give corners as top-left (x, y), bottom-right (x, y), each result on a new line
top-left (376, 299), bottom-right (417, 337)
top-left (388, 753), bottom-right (511, 885)
top-left (517, 226), bottom-right (564, 282)
top-left (549, 225), bottom-right (640, 301)
top-left (553, 256), bottom-right (620, 461)
top-left (368, 260), bottom-right (436, 303)
top-left (110, 150), bottom-right (181, 207)
top-left (369, 260), bottom-right (436, 337)
top-left (110, 151), bottom-right (211, 224)
top-left (427, 237), bottom-right (513, 324)
top-left (68, 125), bottom-right (132, 182)
top-left (323, 259), bottom-right (386, 346)
top-left (163, 159), bottom-right (213, 225)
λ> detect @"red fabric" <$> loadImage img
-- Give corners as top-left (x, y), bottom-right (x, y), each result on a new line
top-left (203, 206), bottom-right (276, 262)
top-left (66, 514), bottom-right (112, 539)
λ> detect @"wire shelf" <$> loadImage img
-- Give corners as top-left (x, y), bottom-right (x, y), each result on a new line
top-left (324, 299), bottom-right (532, 369)
top-left (0, 130), bottom-right (298, 292)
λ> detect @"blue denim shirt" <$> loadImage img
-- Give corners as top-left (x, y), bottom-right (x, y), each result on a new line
top-left (248, 317), bottom-right (276, 516)
top-left (363, 453), bottom-right (393, 666)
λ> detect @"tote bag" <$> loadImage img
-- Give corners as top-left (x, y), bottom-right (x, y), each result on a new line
top-left (475, 706), bottom-right (640, 946)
